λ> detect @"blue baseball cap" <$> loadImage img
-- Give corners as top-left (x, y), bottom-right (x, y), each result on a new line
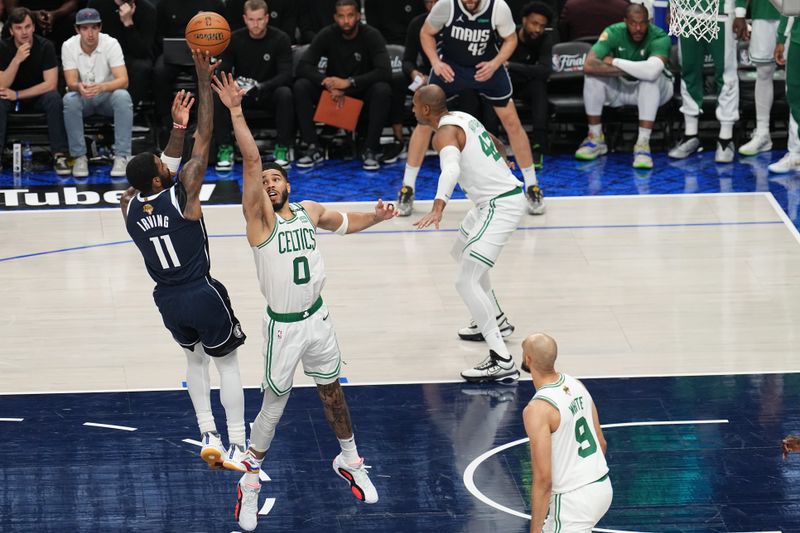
top-left (75, 8), bottom-right (102, 25)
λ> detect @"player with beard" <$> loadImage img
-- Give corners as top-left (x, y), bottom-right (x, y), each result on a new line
top-left (210, 72), bottom-right (397, 530)
top-left (120, 51), bottom-right (249, 471)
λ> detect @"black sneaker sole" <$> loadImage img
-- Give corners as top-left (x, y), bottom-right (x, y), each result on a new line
top-left (458, 324), bottom-right (515, 342)
top-left (460, 370), bottom-right (520, 383)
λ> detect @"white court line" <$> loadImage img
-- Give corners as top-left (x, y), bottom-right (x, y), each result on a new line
top-left (764, 191), bottom-right (800, 245)
top-left (183, 438), bottom-right (202, 447)
top-left (0, 417), bottom-right (23, 422)
top-left (462, 419), bottom-right (780, 533)
top-left (83, 422), bottom-right (137, 431)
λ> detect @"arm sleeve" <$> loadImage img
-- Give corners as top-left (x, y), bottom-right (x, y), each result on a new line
top-left (296, 30), bottom-right (327, 85)
top-left (492, 1), bottom-right (516, 38)
top-left (435, 145), bottom-right (462, 203)
top-left (426, 0), bottom-right (451, 31)
top-left (611, 56), bottom-right (665, 81)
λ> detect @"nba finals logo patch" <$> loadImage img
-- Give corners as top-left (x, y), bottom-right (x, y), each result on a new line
top-left (143, 204), bottom-right (153, 215)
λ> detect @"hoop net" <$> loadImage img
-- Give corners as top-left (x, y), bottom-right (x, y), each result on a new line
top-left (669, 0), bottom-right (721, 43)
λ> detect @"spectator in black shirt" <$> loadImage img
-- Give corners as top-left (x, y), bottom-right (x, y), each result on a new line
top-left (225, 0), bottom-right (297, 43)
top-left (297, 0), bottom-right (336, 45)
top-left (294, 0), bottom-right (391, 171)
top-left (152, 0), bottom-right (225, 134)
top-left (214, 0), bottom-right (293, 171)
top-left (0, 7), bottom-right (68, 173)
top-left (6, 0), bottom-right (79, 50)
top-left (364, 0), bottom-right (425, 45)
top-left (508, 1), bottom-right (557, 168)
top-left (86, 0), bottom-right (156, 105)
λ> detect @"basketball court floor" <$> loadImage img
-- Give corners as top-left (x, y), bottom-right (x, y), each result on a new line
top-left (2, 151), bottom-right (800, 531)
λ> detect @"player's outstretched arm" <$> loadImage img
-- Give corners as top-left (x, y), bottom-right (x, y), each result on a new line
top-left (119, 186), bottom-right (137, 222)
top-left (414, 125), bottom-right (463, 230)
top-left (212, 72), bottom-right (275, 246)
top-left (303, 199), bottom-right (397, 235)
top-left (524, 400), bottom-right (555, 533)
top-left (177, 50), bottom-right (218, 221)
top-left (162, 90), bottom-right (195, 168)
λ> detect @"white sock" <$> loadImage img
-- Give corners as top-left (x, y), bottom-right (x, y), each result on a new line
top-left (637, 127), bottom-right (652, 145)
top-left (184, 347), bottom-right (216, 435)
top-left (755, 63), bottom-right (775, 136)
top-left (211, 349), bottom-right (246, 448)
top-left (684, 115), bottom-right (699, 137)
top-left (338, 435), bottom-right (359, 464)
top-left (521, 165), bottom-right (538, 188)
top-left (719, 122), bottom-right (734, 140)
top-left (588, 123), bottom-right (602, 137)
top-left (243, 450), bottom-right (264, 484)
top-left (402, 165), bottom-right (420, 189)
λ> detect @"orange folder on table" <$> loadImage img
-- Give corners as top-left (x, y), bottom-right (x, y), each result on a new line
top-left (313, 90), bottom-right (363, 131)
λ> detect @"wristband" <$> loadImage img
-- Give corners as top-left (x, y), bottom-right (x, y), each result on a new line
top-left (734, 7), bottom-right (746, 18)
top-left (172, 122), bottom-right (187, 130)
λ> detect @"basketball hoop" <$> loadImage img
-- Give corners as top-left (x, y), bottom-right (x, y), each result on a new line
top-left (669, 0), bottom-right (721, 43)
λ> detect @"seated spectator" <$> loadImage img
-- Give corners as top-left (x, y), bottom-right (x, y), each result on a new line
top-left (0, 6), bottom-right (68, 173)
top-left (86, 0), bottom-right (157, 106)
top-left (575, 3), bottom-right (672, 169)
top-left (297, 0), bottom-right (336, 45)
top-left (506, 0), bottom-right (563, 24)
top-left (214, 0), bottom-right (293, 171)
top-left (225, 0), bottom-right (297, 43)
top-left (363, 0), bottom-right (425, 45)
top-left (507, 1), bottom-right (558, 169)
top-left (558, 0), bottom-right (629, 42)
top-left (62, 7), bottom-right (133, 177)
top-left (293, 0), bottom-right (391, 170)
top-left (153, 0), bottom-right (224, 137)
top-left (7, 0), bottom-right (79, 50)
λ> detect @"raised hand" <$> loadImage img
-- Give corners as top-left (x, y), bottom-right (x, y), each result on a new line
top-left (211, 72), bottom-right (246, 109)
top-left (171, 89), bottom-right (195, 127)
top-left (191, 49), bottom-right (219, 80)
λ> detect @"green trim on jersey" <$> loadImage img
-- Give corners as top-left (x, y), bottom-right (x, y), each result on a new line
top-left (264, 318), bottom-right (292, 397)
top-left (463, 198), bottom-right (496, 250)
top-left (554, 493), bottom-right (562, 533)
top-left (592, 22), bottom-right (671, 62)
top-left (469, 250), bottom-right (495, 267)
top-left (257, 220), bottom-right (280, 248)
top-left (533, 395), bottom-right (559, 410)
top-left (493, 186), bottom-right (523, 200)
top-left (537, 373), bottom-right (565, 390)
top-left (267, 296), bottom-right (324, 322)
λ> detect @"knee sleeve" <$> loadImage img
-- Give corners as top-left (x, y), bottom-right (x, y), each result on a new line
top-left (250, 388), bottom-right (290, 454)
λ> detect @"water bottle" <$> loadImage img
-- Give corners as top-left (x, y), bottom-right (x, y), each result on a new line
top-left (12, 142), bottom-right (21, 176)
top-left (22, 143), bottom-right (32, 173)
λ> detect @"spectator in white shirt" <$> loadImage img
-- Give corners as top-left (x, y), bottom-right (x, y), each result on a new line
top-left (61, 7), bottom-right (132, 177)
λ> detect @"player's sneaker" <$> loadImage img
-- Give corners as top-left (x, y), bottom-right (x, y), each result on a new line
top-left (738, 132), bottom-right (772, 156)
top-left (769, 152), bottom-right (800, 173)
top-left (332, 454), bottom-right (378, 504)
top-left (458, 313), bottom-right (514, 341)
top-left (632, 142), bottom-right (653, 169)
top-left (272, 144), bottom-right (290, 169)
top-left (215, 144), bottom-right (234, 172)
top-left (715, 139), bottom-right (735, 163)
top-left (397, 185), bottom-right (414, 217)
top-left (525, 184), bottom-right (545, 215)
top-left (235, 474), bottom-right (261, 532)
top-left (668, 137), bottom-right (702, 159)
top-left (296, 145), bottom-right (324, 168)
top-left (200, 431), bottom-right (226, 469)
top-left (574, 134), bottom-right (608, 161)
top-left (460, 350), bottom-right (520, 383)
top-left (222, 443), bottom-right (250, 472)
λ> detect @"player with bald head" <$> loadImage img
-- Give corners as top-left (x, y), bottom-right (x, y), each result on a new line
top-left (521, 333), bottom-right (612, 533)
top-left (414, 84), bottom-right (526, 382)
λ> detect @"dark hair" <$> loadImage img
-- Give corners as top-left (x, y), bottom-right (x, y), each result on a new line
top-left (625, 3), bottom-right (649, 18)
top-left (335, 0), bottom-right (361, 11)
top-left (262, 161), bottom-right (288, 180)
top-left (520, 1), bottom-right (554, 23)
top-left (126, 152), bottom-right (159, 193)
top-left (8, 7), bottom-right (34, 26)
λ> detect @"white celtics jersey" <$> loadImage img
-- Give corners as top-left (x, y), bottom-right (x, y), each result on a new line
top-left (532, 373), bottom-right (609, 494)
top-left (251, 203), bottom-right (326, 315)
top-left (437, 111), bottom-right (522, 205)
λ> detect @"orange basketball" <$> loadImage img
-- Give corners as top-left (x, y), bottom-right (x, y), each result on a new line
top-left (184, 12), bottom-right (230, 57)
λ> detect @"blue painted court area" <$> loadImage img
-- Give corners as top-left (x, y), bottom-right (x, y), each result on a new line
top-left (3, 150), bottom-right (800, 230)
top-left (1, 374), bottom-right (799, 532)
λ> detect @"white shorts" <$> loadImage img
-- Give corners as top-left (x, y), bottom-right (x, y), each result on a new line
top-left (451, 188), bottom-right (526, 267)
top-left (749, 19), bottom-right (779, 64)
top-left (261, 299), bottom-right (341, 396)
top-left (544, 476), bottom-right (613, 533)
top-left (603, 75), bottom-right (674, 108)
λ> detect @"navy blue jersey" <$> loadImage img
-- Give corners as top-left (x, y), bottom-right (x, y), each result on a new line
top-left (126, 183), bottom-right (211, 286)
top-left (439, 0), bottom-right (500, 67)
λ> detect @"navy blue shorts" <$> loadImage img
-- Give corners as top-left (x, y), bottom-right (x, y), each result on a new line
top-left (428, 62), bottom-right (513, 107)
top-left (153, 276), bottom-right (246, 357)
